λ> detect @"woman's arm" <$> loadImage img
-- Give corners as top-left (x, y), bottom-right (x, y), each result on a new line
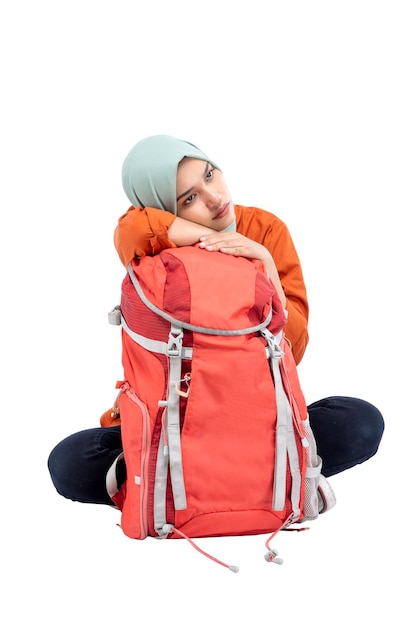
top-left (114, 205), bottom-right (306, 362)
top-left (115, 207), bottom-right (287, 311)
top-left (114, 206), bottom-right (218, 267)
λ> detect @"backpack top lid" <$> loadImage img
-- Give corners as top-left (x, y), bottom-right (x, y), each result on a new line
top-left (129, 246), bottom-right (287, 334)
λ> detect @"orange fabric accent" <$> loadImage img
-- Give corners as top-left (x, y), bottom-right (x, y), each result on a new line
top-left (100, 389), bottom-right (122, 427)
top-left (114, 204), bottom-right (309, 365)
top-left (100, 407), bottom-right (121, 427)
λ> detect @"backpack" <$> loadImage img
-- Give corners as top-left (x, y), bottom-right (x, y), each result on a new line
top-left (108, 246), bottom-right (333, 571)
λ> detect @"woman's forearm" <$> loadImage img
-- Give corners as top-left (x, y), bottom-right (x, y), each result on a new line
top-left (167, 216), bottom-right (216, 246)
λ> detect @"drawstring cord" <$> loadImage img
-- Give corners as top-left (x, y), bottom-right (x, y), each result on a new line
top-left (263, 515), bottom-right (291, 565)
top-left (264, 514), bottom-right (310, 565)
top-left (163, 524), bottom-right (239, 573)
top-left (162, 517), bottom-right (310, 570)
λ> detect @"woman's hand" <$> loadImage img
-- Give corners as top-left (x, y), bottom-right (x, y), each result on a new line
top-left (198, 233), bottom-right (287, 309)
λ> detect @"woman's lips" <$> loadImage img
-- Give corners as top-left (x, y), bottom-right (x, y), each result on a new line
top-left (213, 202), bottom-right (230, 220)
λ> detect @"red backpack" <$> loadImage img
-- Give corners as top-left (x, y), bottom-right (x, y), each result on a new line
top-left (108, 246), bottom-right (333, 571)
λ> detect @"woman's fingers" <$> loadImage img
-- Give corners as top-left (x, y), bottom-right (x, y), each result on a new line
top-left (199, 233), bottom-right (256, 256)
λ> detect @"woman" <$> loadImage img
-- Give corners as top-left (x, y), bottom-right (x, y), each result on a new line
top-left (48, 134), bottom-right (384, 507)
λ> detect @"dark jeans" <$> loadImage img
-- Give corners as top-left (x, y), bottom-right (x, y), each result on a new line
top-left (48, 396), bottom-right (384, 506)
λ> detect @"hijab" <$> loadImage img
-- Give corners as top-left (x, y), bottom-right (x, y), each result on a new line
top-left (122, 134), bottom-right (221, 216)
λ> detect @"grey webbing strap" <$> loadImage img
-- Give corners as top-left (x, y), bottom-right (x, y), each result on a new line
top-left (261, 329), bottom-right (288, 511)
top-left (165, 325), bottom-right (187, 510)
top-left (281, 369), bottom-right (302, 520)
top-left (116, 310), bottom-right (189, 514)
top-left (262, 328), bottom-right (303, 518)
top-left (120, 314), bottom-right (193, 360)
top-left (153, 423), bottom-right (169, 535)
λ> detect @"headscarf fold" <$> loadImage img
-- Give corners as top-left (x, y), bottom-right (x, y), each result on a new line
top-left (122, 134), bottom-right (221, 215)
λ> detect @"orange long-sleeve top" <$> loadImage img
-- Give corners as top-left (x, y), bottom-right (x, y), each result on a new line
top-left (101, 203), bottom-right (309, 427)
top-left (114, 203), bottom-right (309, 364)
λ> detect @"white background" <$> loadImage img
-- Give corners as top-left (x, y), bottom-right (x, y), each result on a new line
top-left (1, 1), bottom-right (416, 624)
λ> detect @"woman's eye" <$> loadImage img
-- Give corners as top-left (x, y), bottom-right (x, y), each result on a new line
top-left (206, 169), bottom-right (214, 181)
top-left (184, 194), bottom-right (195, 205)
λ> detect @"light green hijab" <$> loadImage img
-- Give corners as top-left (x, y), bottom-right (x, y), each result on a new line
top-left (122, 134), bottom-right (221, 216)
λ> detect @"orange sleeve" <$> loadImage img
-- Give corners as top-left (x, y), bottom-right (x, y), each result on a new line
top-left (114, 206), bottom-right (177, 268)
top-left (235, 205), bottom-right (309, 365)
top-left (268, 224), bottom-right (309, 365)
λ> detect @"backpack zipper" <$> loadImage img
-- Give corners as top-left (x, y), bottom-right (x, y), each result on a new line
top-left (120, 381), bottom-right (151, 538)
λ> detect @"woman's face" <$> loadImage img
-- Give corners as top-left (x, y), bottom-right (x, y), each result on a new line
top-left (176, 158), bottom-right (235, 230)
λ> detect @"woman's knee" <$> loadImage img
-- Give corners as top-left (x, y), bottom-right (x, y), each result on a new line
top-left (308, 396), bottom-right (385, 476)
top-left (47, 427), bottom-right (122, 504)
top-left (310, 396), bottom-right (384, 442)
top-left (48, 430), bottom-right (94, 500)
top-left (352, 397), bottom-right (385, 452)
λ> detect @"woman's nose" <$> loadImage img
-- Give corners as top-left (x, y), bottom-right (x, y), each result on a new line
top-left (206, 188), bottom-right (221, 209)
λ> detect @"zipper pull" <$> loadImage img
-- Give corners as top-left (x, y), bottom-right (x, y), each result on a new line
top-left (175, 372), bottom-right (191, 398)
